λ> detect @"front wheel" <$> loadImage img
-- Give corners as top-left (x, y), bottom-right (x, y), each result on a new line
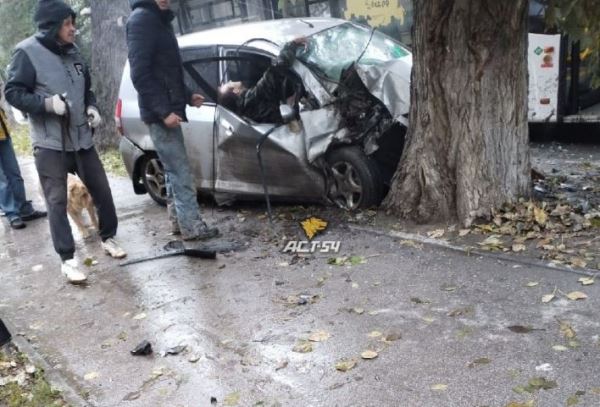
top-left (326, 146), bottom-right (383, 210)
top-left (140, 155), bottom-right (167, 206)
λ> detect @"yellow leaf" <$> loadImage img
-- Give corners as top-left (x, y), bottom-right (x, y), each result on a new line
top-left (566, 291), bottom-right (588, 301)
top-left (552, 345), bottom-right (568, 352)
top-left (223, 391), bottom-right (241, 406)
top-left (352, 307), bottom-right (365, 315)
top-left (308, 330), bottom-right (330, 342)
top-left (335, 358), bottom-right (357, 372)
top-left (512, 243), bottom-right (527, 252)
top-left (427, 229), bottom-right (445, 239)
top-left (570, 258), bottom-right (588, 268)
top-left (541, 293), bottom-right (555, 303)
top-left (431, 384), bottom-right (448, 391)
top-left (558, 320), bottom-right (576, 339)
top-left (534, 206), bottom-right (548, 226)
top-left (367, 331), bottom-right (383, 338)
top-left (525, 281), bottom-right (539, 287)
top-left (459, 229), bottom-right (470, 237)
top-left (578, 277), bottom-right (594, 286)
top-left (132, 312), bottom-right (147, 320)
top-left (361, 350), bottom-right (378, 359)
top-left (84, 371), bottom-right (99, 381)
top-left (300, 217), bottom-right (328, 240)
top-left (506, 401), bottom-right (535, 407)
top-left (292, 340), bottom-right (313, 353)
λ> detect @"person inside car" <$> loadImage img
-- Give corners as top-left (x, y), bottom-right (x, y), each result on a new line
top-left (217, 38), bottom-right (307, 123)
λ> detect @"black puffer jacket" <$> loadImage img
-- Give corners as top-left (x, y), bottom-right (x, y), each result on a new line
top-left (126, 0), bottom-right (189, 124)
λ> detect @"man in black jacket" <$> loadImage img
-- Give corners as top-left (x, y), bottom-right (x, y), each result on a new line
top-left (126, 0), bottom-right (218, 240)
top-left (217, 38), bottom-right (306, 123)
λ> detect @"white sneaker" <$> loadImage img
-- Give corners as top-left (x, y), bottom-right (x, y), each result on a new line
top-left (101, 237), bottom-right (127, 259)
top-left (61, 259), bottom-right (87, 284)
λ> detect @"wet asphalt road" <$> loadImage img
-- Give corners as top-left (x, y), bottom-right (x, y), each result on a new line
top-left (1, 156), bottom-right (600, 407)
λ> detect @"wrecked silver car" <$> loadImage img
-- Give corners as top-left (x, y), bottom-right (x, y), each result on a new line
top-left (117, 18), bottom-right (411, 210)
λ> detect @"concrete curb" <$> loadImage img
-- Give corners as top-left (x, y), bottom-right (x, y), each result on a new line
top-left (348, 224), bottom-right (600, 277)
top-left (0, 316), bottom-right (91, 407)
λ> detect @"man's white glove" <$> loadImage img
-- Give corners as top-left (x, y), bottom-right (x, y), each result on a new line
top-left (86, 106), bottom-right (102, 128)
top-left (44, 95), bottom-right (67, 116)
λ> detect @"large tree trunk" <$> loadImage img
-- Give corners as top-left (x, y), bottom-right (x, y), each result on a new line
top-left (383, 0), bottom-right (531, 226)
top-left (90, 0), bottom-right (130, 150)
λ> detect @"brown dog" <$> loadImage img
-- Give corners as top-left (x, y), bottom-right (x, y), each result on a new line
top-left (67, 174), bottom-right (98, 239)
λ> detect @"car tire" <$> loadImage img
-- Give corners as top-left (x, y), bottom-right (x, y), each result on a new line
top-left (326, 146), bottom-right (383, 210)
top-left (140, 155), bottom-right (167, 206)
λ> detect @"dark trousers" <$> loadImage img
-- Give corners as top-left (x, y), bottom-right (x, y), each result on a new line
top-left (34, 147), bottom-right (118, 261)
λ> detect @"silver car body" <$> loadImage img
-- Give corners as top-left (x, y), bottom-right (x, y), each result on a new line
top-left (118, 17), bottom-right (412, 206)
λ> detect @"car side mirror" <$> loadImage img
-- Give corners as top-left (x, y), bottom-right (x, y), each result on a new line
top-left (279, 104), bottom-right (295, 124)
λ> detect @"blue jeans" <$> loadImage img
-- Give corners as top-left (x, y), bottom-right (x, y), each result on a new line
top-left (0, 138), bottom-right (34, 221)
top-left (148, 123), bottom-right (205, 238)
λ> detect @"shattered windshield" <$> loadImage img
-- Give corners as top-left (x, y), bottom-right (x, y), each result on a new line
top-left (297, 23), bottom-right (410, 82)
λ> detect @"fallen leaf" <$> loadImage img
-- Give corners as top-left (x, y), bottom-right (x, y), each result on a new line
top-left (440, 284), bottom-right (457, 292)
top-left (335, 358), bottom-right (357, 372)
top-left (506, 401), bottom-right (534, 407)
top-left (552, 345), bottom-right (568, 351)
top-left (570, 258), bottom-right (588, 268)
top-left (479, 235), bottom-right (504, 250)
top-left (422, 316), bottom-right (435, 324)
top-left (223, 391), bottom-right (241, 406)
top-left (300, 217), bottom-right (328, 240)
top-left (459, 229), bottom-right (470, 237)
top-left (84, 371), bottom-right (99, 381)
top-left (83, 258), bottom-right (94, 267)
top-left (534, 207), bottom-right (548, 226)
top-left (351, 282), bottom-right (359, 289)
top-left (381, 333), bottom-right (401, 342)
top-left (133, 312), bottom-right (147, 320)
top-left (31, 264), bottom-right (43, 272)
top-left (361, 350), bottom-right (378, 359)
top-left (542, 293), bottom-right (556, 303)
top-left (468, 357), bottom-right (491, 368)
top-left (566, 291), bottom-right (587, 301)
top-left (410, 297), bottom-right (431, 304)
top-left (352, 307), bottom-right (365, 315)
top-left (308, 330), bottom-right (330, 342)
top-left (447, 307), bottom-right (473, 317)
top-left (427, 229), bottom-right (445, 239)
top-left (528, 376), bottom-right (557, 390)
top-left (292, 340), bottom-right (313, 353)
top-left (578, 277), bottom-right (595, 286)
top-left (508, 325), bottom-right (533, 334)
top-left (431, 384), bottom-right (448, 391)
top-left (567, 395), bottom-right (579, 406)
top-left (367, 331), bottom-right (383, 338)
top-left (525, 281), bottom-right (539, 287)
top-left (558, 320), bottom-right (576, 339)
top-left (512, 243), bottom-right (527, 252)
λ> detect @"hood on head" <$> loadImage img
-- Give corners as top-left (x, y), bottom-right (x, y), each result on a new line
top-left (129, 0), bottom-right (159, 11)
top-left (34, 0), bottom-right (76, 31)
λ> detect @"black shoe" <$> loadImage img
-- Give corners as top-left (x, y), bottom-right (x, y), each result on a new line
top-left (21, 210), bottom-right (47, 221)
top-left (182, 223), bottom-right (219, 241)
top-left (9, 218), bottom-right (26, 229)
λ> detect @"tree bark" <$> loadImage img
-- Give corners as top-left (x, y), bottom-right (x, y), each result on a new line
top-left (383, 0), bottom-right (531, 226)
top-left (90, 0), bottom-right (130, 150)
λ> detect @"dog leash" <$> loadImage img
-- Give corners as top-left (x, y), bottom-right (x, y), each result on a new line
top-left (59, 95), bottom-right (85, 181)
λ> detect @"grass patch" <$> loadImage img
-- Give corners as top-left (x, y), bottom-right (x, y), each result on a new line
top-left (99, 148), bottom-right (127, 177)
top-left (7, 124), bottom-right (32, 156)
top-left (0, 346), bottom-right (69, 407)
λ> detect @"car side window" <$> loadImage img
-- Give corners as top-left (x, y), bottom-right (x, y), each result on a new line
top-left (181, 46), bottom-right (219, 103)
top-left (222, 51), bottom-right (273, 88)
top-left (183, 59), bottom-right (219, 103)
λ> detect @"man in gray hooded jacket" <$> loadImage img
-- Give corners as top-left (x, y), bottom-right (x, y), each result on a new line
top-left (5, 0), bottom-right (126, 284)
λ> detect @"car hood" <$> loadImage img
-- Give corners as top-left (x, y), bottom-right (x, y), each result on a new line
top-left (354, 55), bottom-right (412, 126)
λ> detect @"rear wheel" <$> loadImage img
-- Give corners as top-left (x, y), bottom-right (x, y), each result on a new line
top-left (326, 146), bottom-right (383, 210)
top-left (141, 155), bottom-right (167, 206)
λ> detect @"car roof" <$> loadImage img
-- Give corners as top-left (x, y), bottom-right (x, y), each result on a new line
top-left (177, 17), bottom-right (347, 49)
